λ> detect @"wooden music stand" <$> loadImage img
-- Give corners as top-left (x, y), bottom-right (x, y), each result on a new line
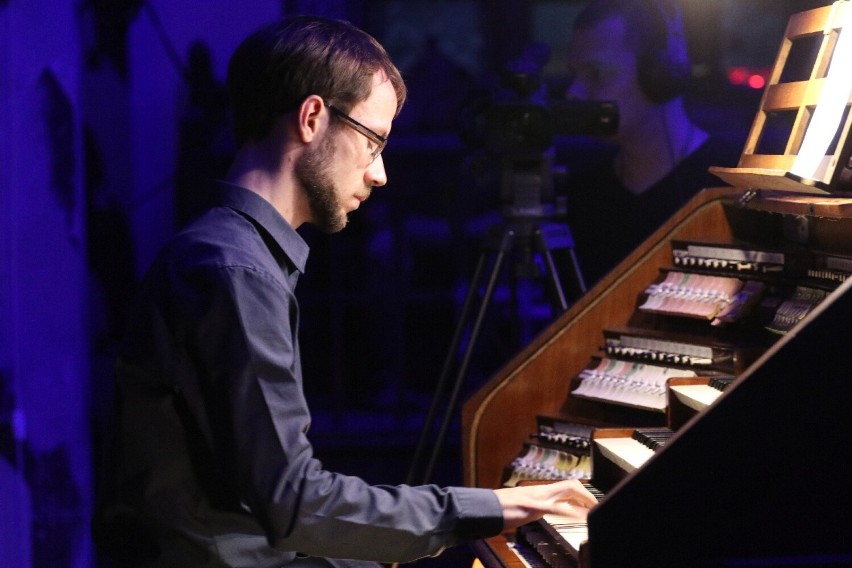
top-left (710, 0), bottom-right (852, 194)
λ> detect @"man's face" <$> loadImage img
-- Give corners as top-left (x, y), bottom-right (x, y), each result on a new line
top-left (565, 14), bottom-right (654, 142)
top-left (299, 71), bottom-right (397, 233)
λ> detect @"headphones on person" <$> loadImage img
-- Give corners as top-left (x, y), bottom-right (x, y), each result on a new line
top-left (636, 0), bottom-right (692, 103)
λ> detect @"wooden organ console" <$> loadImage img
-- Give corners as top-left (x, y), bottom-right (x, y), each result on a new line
top-left (462, 4), bottom-right (852, 566)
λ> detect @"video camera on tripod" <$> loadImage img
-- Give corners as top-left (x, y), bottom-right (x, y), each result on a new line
top-left (408, 51), bottom-right (620, 487)
top-left (461, 57), bottom-right (618, 219)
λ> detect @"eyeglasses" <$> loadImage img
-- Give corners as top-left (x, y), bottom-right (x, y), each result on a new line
top-left (325, 101), bottom-right (388, 164)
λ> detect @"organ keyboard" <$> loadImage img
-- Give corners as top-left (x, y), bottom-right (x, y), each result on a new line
top-left (669, 375), bottom-right (733, 412)
top-left (514, 482), bottom-right (606, 568)
top-left (464, 187), bottom-right (852, 567)
top-left (592, 436), bottom-right (653, 474)
top-left (668, 381), bottom-right (722, 411)
top-left (464, 4), bottom-right (852, 565)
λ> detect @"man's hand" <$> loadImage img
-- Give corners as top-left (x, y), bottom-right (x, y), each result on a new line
top-left (493, 479), bottom-right (598, 531)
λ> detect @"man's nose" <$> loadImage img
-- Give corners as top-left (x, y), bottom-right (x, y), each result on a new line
top-left (367, 154), bottom-right (387, 187)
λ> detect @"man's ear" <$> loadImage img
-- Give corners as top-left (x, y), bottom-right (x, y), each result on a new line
top-left (297, 95), bottom-right (326, 143)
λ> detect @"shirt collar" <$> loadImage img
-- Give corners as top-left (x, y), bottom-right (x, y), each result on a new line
top-left (212, 180), bottom-right (309, 273)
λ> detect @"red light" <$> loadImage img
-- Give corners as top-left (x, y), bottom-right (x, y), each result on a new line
top-left (726, 66), bottom-right (770, 89)
top-left (748, 74), bottom-right (766, 89)
top-left (727, 67), bottom-right (749, 85)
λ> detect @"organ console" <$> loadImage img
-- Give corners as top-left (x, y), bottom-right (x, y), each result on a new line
top-left (462, 3), bottom-right (852, 566)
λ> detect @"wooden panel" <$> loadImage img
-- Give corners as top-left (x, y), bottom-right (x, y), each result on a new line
top-left (461, 187), bottom-right (739, 489)
top-left (762, 80), bottom-right (817, 111)
top-left (709, 165), bottom-right (828, 193)
top-left (786, 4), bottom-right (836, 38)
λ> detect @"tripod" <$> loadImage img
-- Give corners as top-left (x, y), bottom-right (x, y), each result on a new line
top-left (406, 217), bottom-right (586, 485)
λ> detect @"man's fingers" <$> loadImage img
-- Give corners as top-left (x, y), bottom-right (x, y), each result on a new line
top-left (547, 479), bottom-right (599, 509)
top-left (564, 490), bottom-right (598, 509)
top-left (549, 501), bottom-right (592, 522)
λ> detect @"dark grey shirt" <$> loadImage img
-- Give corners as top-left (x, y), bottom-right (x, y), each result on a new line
top-left (95, 182), bottom-right (503, 567)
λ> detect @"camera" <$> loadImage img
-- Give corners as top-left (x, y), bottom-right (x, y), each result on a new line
top-left (461, 65), bottom-right (618, 155)
top-left (461, 65), bottom-right (618, 219)
top-left (468, 91), bottom-right (618, 155)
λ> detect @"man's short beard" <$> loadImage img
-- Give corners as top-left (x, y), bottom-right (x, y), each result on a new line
top-left (295, 132), bottom-right (347, 234)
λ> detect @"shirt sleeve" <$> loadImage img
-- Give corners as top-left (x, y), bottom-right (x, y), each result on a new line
top-left (202, 264), bottom-right (504, 563)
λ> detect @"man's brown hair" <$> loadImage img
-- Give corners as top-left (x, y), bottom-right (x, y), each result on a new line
top-left (227, 16), bottom-right (407, 147)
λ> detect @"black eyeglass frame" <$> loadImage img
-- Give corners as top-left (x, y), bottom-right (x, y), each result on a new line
top-left (324, 101), bottom-right (388, 163)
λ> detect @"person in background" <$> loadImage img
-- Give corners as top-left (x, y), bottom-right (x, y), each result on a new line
top-left (563, 0), bottom-right (740, 286)
top-left (92, 15), bottom-right (597, 568)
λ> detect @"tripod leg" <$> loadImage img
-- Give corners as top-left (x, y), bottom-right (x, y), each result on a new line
top-left (539, 245), bottom-right (568, 312)
top-left (566, 248), bottom-right (587, 295)
top-left (534, 225), bottom-right (587, 313)
top-left (412, 228), bottom-right (515, 485)
top-left (406, 247), bottom-right (490, 485)
top-left (423, 234), bottom-right (513, 484)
